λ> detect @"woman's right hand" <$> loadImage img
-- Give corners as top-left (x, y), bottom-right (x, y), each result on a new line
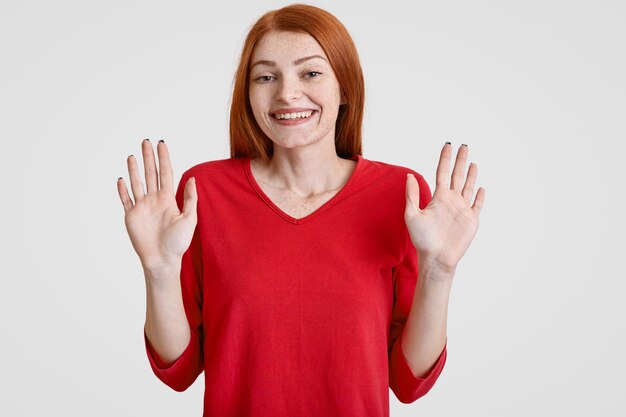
top-left (117, 139), bottom-right (198, 274)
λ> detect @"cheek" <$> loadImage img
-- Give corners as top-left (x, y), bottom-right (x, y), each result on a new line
top-left (319, 84), bottom-right (343, 105)
top-left (248, 91), bottom-right (265, 119)
top-left (248, 89), bottom-right (259, 110)
top-left (317, 88), bottom-right (342, 115)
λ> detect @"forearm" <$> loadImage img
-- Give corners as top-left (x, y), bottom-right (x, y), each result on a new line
top-left (400, 256), bottom-right (454, 378)
top-left (144, 264), bottom-right (191, 364)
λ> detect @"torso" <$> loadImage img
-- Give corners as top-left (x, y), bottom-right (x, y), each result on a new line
top-left (250, 157), bottom-right (357, 220)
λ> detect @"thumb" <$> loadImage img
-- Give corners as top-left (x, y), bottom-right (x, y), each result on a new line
top-left (182, 177), bottom-right (198, 219)
top-left (405, 173), bottom-right (420, 214)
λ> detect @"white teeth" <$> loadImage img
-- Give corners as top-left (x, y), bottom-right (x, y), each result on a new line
top-left (274, 111), bottom-right (313, 120)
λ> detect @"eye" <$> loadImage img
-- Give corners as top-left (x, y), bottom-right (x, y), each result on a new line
top-left (254, 75), bottom-right (275, 83)
top-left (304, 71), bottom-right (321, 78)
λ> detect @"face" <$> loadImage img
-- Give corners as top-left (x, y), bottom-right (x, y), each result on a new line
top-left (248, 30), bottom-right (346, 151)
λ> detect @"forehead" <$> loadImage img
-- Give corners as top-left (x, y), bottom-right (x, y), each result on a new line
top-left (251, 31), bottom-right (327, 62)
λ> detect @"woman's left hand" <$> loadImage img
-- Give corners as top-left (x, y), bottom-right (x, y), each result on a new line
top-left (405, 143), bottom-right (485, 275)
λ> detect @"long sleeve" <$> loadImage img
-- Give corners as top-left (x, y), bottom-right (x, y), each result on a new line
top-left (388, 171), bottom-right (447, 403)
top-left (144, 171), bottom-right (205, 392)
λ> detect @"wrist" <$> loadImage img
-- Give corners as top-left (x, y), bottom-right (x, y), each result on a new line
top-left (415, 268), bottom-right (454, 306)
top-left (417, 252), bottom-right (457, 283)
top-left (143, 261), bottom-right (182, 283)
top-left (417, 251), bottom-right (457, 278)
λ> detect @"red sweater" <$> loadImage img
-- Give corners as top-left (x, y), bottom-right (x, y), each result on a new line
top-left (144, 154), bottom-right (447, 416)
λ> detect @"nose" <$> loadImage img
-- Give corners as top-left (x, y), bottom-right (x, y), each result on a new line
top-left (275, 76), bottom-right (302, 102)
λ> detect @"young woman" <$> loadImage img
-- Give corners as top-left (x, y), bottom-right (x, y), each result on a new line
top-left (117, 4), bottom-right (484, 416)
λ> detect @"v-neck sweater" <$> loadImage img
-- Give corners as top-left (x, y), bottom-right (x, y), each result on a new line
top-left (143, 154), bottom-right (447, 417)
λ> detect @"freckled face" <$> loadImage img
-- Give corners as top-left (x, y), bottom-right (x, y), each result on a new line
top-left (248, 31), bottom-right (346, 150)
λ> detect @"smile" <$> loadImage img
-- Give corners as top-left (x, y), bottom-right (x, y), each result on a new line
top-left (272, 111), bottom-right (314, 120)
top-left (271, 110), bottom-right (317, 125)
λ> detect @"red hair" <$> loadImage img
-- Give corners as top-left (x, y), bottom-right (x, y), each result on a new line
top-left (229, 3), bottom-right (365, 162)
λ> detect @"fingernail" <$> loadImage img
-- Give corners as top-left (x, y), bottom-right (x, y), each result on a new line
top-left (143, 138), bottom-right (150, 142)
top-left (118, 177), bottom-right (122, 180)
top-left (445, 141), bottom-right (451, 145)
top-left (462, 143), bottom-right (467, 147)
top-left (158, 139), bottom-right (164, 143)
top-left (128, 154), bottom-right (133, 159)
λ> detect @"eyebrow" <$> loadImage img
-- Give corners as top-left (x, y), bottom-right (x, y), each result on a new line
top-left (250, 54), bottom-right (328, 70)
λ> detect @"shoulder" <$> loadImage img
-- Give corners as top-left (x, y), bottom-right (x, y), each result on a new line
top-left (360, 157), bottom-right (432, 207)
top-left (174, 158), bottom-right (247, 196)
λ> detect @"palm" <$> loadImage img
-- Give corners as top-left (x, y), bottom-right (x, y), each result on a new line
top-left (117, 139), bottom-right (198, 271)
top-left (124, 191), bottom-right (193, 267)
top-left (405, 143), bottom-right (485, 273)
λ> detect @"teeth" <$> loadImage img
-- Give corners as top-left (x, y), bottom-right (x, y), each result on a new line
top-left (274, 111), bottom-right (313, 120)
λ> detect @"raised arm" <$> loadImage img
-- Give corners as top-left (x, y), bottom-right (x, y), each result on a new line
top-left (392, 142), bottom-right (485, 401)
top-left (117, 139), bottom-right (203, 391)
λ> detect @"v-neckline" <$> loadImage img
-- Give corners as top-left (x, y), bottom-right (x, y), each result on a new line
top-left (243, 154), bottom-right (362, 225)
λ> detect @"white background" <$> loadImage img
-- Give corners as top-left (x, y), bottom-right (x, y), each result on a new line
top-left (1, 0), bottom-right (624, 415)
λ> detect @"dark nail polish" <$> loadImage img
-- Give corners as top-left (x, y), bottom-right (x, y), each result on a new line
top-left (118, 177), bottom-right (122, 180)
top-left (462, 144), bottom-right (467, 147)
top-left (144, 138), bottom-right (150, 142)
top-left (128, 154), bottom-right (133, 159)
top-left (158, 139), bottom-right (164, 143)
top-left (445, 141), bottom-right (451, 145)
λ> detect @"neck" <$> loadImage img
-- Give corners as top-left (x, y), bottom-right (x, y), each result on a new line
top-left (254, 142), bottom-right (356, 199)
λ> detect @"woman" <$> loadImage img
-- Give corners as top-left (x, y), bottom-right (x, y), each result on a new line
top-left (117, 4), bottom-right (484, 416)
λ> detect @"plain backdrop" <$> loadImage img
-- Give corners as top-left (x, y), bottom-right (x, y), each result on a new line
top-left (1, 0), bottom-right (624, 415)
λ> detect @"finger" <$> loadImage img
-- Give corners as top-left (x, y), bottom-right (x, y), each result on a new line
top-left (116, 177), bottom-right (133, 211)
top-left (142, 138), bottom-right (159, 194)
top-left (436, 142), bottom-right (452, 189)
top-left (462, 162), bottom-right (478, 205)
top-left (182, 177), bottom-right (197, 219)
top-left (127, 154), bottom-right (145, 202)
top-left (450, 144), bottom-right (468, 191)
top-left (405, 173), bottom-right (420, 214)
top-left (157, 140), bottom-right (174, 193)
top-left (472, 187), bottom-right (485, 215)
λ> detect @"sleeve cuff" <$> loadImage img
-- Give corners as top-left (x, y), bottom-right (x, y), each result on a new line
top-left (144, 327), bottom-right (202, 391)
top-left (389, 331), bottom-right (447, 403)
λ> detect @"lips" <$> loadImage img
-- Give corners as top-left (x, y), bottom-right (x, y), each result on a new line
top-left (272, 110), bottom-right (315, 120)
top-left (271, 110), bottom-right (317, 125)
top-left (271, 107), bottom-right (316, 115)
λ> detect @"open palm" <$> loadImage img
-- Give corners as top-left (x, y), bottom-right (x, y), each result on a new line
top-left (117, 139), bottom-right (198, 272)
top-left (404, 143), bottom-right (485, 274)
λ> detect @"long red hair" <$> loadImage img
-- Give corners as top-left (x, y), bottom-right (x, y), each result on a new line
top-left (229, 3), bottom-right (365, 162)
